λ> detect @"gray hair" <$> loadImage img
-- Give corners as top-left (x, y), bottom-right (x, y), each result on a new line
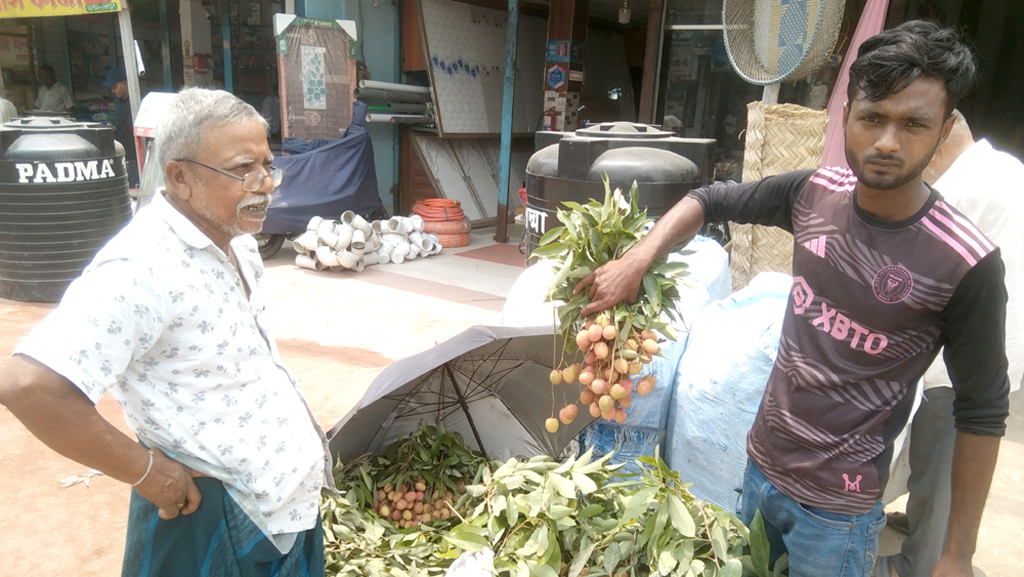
top-left (156, 88), bottom-right (269, 169)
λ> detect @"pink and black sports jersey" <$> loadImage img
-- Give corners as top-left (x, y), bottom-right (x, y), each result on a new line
top-left (690, 167), bottom-right (1010, 515)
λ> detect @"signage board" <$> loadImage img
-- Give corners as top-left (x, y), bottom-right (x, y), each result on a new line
top-left (0, 0), bottom-right (122, 20)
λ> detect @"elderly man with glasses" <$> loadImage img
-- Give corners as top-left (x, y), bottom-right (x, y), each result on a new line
top-left (0, 88), bottom-right (334, 577)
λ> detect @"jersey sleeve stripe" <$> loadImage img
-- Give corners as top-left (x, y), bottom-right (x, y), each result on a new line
top-left (921, 216), bottom-right (979, 267)
top-left (819, 166), bottom-right (857, 182)
top-left (928, 209), bottom-right (989, 259)
top-left (809, 175), bottom-right (857, 193)
top-left (932, 200), bottom-right (997, 253)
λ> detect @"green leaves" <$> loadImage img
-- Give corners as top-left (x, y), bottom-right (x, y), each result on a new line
top-left (445, 524), bottom-right (489, 552)
top-left (531, 177), bottom-right (690, 352)
top-left (323, 427), bottom-right (760, 577)
top-left (667, 493), bottom-right (696, 537)
top-left (749, 510), bottom-right (771, 577)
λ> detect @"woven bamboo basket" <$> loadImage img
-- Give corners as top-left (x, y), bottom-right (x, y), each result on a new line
top-left (729, 102), bottom-right (829, 290)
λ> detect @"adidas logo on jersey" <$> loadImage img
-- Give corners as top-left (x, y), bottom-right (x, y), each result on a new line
top-left (803, 235), bottom-right (827, 258)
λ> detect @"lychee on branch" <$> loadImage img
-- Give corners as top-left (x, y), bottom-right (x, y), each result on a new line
top-left (532, 177), bottom-right (690, 430)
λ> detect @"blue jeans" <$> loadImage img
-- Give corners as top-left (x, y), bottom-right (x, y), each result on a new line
top-left (741, 460), bottom-right (887, 577)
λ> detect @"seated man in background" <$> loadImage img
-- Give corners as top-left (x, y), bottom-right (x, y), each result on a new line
top-left (35, 64), bottom-right (76, 117)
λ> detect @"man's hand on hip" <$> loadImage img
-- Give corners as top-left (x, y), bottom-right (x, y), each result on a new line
top-left (136, 447), bottom-right (209, 519)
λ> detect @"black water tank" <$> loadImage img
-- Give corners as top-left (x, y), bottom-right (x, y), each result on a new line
top-left (525, 122), bottom-right (716, 261)
top-left (0, 117), bottom-right (131, 302)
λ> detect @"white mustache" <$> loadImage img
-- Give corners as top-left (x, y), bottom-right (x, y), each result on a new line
top-left (238, 197), bottom-right (269, 210)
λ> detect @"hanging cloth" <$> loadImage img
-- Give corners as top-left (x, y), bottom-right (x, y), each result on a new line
top-left (820, 0), bottom-right (891, 169)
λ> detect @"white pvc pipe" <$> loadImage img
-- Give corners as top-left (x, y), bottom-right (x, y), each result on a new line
top-left (337, 249), bottom-right (360, 269)
top-left (409, 214), bottom-right (425, 233)
top-left (392, 241), bottom-right (411, 260)
top-left (359, 79), bottom-right (432, 95)
top-left (365, 113), bottom-right (432, 124)
top-left (294, 230), bottom-right (319, 252)
top-left (333, 224), bottom-right (354, 250)
top-left (381, 232), bottom-right (405, 246)
top-left (318, 230), bottom-right (340, 249)
top-left (350, 229), bottom-right (367, 254)
top-left (316, 219), bottom-right (336, 239)
top-left (315, 246), bottom-right (340, 267)
top-left (353, 258), bottom-right (366, 273)
top-left (362, 251), bottom-right (379, 265)
top-left (296, 254), bottom-right (322, 271)
top-left (307, 216), bottom-right (324, 231)
top-left (341, 211), bottom-right (372, 236)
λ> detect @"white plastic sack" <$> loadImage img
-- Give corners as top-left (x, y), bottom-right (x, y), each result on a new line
top-left (445, 548), bottom-right (495, 577)
top-left (499, 258), bottom-right (560, 328)
top-left (665, 272), bottom-right (791, 512)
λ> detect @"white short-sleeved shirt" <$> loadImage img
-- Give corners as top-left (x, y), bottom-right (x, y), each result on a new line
top-left (17, 191), bottom-right (332, 536)
top-left (926, 139), bottom-right (1024, 392)
top-left (34, 82), bottom-right (74, 113)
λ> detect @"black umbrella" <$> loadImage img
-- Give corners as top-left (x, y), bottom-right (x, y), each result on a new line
top-left (327, 325), bottom-right (596, 463)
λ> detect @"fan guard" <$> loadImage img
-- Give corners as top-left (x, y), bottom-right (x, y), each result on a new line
top-left (723, 0), bottom-right (845, 86)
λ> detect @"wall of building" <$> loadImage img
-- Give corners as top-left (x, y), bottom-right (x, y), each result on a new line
top-left (303, 0), bottom-right (400, 215)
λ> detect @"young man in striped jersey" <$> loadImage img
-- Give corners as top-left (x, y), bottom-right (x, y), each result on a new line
top-left (578, 21), bottom-right (1007, 577)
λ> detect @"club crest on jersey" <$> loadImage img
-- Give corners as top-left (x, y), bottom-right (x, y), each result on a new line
top-left (872, 265), bottom-right (913, 304)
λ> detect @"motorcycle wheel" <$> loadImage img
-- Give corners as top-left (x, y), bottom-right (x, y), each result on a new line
top-left (255, 234), bottom-right (286, 260)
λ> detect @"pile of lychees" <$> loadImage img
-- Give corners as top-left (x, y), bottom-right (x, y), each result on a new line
top-left (374, 478), bottom-right (466, 529)
top-left (546, 313), bottom-right (659, 433)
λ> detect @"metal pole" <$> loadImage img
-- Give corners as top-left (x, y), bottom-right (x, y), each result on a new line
top-left (637, 0), bottom-right (664, 124)
top-left (496, 0), bottom-right (519, 244)
top-left (222, 15), bottom-right (233, 93)
top-left (118, 6), bottom-right (141, 121)
top-left (59, 17), bottom-right (72, 95)
top-left (444, 364), bottom-right (487, 457)
top-left (160, 0), bottom-right (172, 90)
top-left (650, 0), bottom-right (669, 121)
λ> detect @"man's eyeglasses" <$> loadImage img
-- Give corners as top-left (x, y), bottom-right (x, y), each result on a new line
top-left (177, 158), bottom-right (284, 192)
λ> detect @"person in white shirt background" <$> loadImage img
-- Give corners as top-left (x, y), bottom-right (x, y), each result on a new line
top-left (0, 91), bottom-right (17, 123)
top-left (34, 64), bottom-right (75, 117)
top-left (875, 109), bottom-right (1024, 577)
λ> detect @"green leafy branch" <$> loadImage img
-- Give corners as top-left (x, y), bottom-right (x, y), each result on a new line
top-left (530, 178), bottom-right (689, 356)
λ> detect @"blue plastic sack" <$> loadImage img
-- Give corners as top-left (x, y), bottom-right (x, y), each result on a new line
top-left (576, 236), bottom-right (731, 474)
top-left (664, 272), bottom-right (791, 511)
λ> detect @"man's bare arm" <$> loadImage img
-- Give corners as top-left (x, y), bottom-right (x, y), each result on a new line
top-left (0, 355), bottom-right (204, 519)
top-left (931, 431), bottom-right (1000, 577)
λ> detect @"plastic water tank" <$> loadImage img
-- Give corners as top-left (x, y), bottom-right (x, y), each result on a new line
top-left (0, 117), bottom-right (131, 302)
top-left (525, 122), bottom-right (716, 261)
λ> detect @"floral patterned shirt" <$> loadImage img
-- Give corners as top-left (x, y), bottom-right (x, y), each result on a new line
top-left (17, 192), bottom-right (331, 536)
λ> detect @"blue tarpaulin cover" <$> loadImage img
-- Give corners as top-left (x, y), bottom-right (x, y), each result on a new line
top-left (261, 102), bottom-right (384, 235)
